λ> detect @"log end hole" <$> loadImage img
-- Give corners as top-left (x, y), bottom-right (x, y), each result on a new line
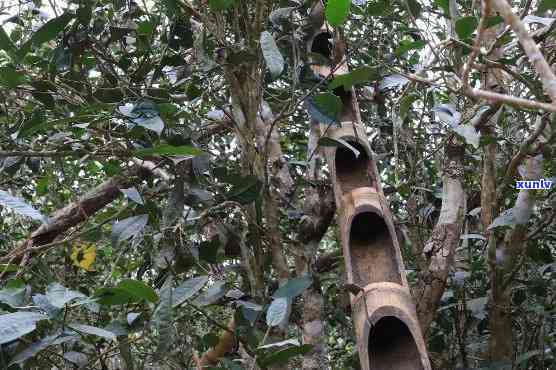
top-left (368, 316), bottom-right (423, 370)
top-left (335, 141), bottom-right (372, 193)
top-left (349, 211), bottom-right (402, 286)
top-left (311, 32), bottom-right (333, 59)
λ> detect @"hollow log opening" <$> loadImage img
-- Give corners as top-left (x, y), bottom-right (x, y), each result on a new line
top-left (311, 32), bottom-right (333, 59)
top-left (349, 211), bottom-right (401, 286)
top-left (368, 316), bottom-right (423, 370)
top-left (335, 141), bottom-right (374, 194)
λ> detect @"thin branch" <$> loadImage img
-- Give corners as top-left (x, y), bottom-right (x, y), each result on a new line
top-left (490, 0), bottom-right (556, 102)
top-left (462, 0), bottom-right (491, 88)
top-left (465, 87), bottom-right (556, 112)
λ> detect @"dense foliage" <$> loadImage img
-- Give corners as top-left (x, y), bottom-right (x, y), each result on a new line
top-left (0, 0), bottom-right (555, 369)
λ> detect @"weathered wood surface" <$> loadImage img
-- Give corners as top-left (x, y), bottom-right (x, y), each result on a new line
top-left (307, 3), bottom-right (431, 368)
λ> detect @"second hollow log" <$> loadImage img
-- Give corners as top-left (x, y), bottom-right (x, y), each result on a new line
top-left (306, 2), bottom-right (431, 369)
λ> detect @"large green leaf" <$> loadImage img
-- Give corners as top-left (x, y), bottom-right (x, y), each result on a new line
top-left (266, 297), bottom-right (290, 327)
top-left (0, 280), bottom-right (26, 308)
top-left (18, 13), bottom-right (74, 60)
top-left (94, 288), bottom-right (137, 306)
top-left (272, 276), bottom-right (312, 299)
top-left (194, 281), bottom-right (226, 306)
top-left (539, 0), bottom-right (556, 13)
top-left (134, 144), bottom-right (203, 158)
top-left (117, 279), bottom-right (159, 303)
top-left (0, 66), bottom-right (27, 88)
top-left (0, 312), bottom-right (48, 344)
top-left (260, 31), bottom-right (284, 79)
top-left (225, 175), bottom-right (262, 204)
top-left (153, 276), bottom-right (174, 358)
top-left (0, 190), bottom-right (47, 222)
top-left (9, 333), bottom-right (77, 365)
top-left (46, 283), bottom-right (87, 308)
top-left (328, 66), bottom-right (379, 90)
top-left (173, 276), bottom-right (209, 307)
top-left (68, 323), bottom-right (116, 340)
top-left (455, 16), bottom-right (478, 39)
top-left (0, 26), bottom-right (16, 55)
top-left (325, 0), bottom-right (351, 26)
top-left (258, 344), bottom-right (313, 367)
top-left (111, 215), bottom-right (149, 245)
top-left (305, 93), bottom-right (342, 125)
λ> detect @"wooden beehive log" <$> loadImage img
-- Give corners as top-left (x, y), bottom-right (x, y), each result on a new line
top-left (306, 2), bottom-right (431, 369)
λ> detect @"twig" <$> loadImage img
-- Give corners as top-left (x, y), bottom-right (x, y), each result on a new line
top-left (462, 0), bottom-right (491, 88)
top-left (465, 87), bottom-right (556, 112)
top-left (490, 0), bottom-right (556, 102)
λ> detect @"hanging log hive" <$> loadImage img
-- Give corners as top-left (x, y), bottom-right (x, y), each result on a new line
top-left (306, 2), bottom-right (431, 369)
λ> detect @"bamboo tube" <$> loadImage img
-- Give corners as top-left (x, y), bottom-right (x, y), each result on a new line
top-left (306, 3), bottom-right (431, 369)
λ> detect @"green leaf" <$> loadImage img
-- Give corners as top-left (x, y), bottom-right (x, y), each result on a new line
top-left (368, 0), bottom-right (389, 16)
top-left (153, 276), bottom-right (174, 358)
top-left (134, 144), bottom-right (203, 157)
top-left (485, 15), bottom-right (504, 28)
top-left (31, 13), bottom-right (74, 46)
top-left (0, 66), bottom-right (27, 88)
top-left (94, 287), bottom-right (137, 306)
top-left (272, 276), bottom-right (312, 299)
top-left (395, 39), bottom-right (425, 56)
top-left (17, 13), bottom-right (73, 60)
top-left (208, 0), bottom-right (235, 11)
top-left (266, 297), bottom-right (290, 327)
top-left (455, 16), bottom-right (478, 39)
top-left (111, 215), bottom-right (149, 245)
top-left (0, 190), bottom-right (47, 222)
top-left (0, 26), bottom-right (16, 55)
top-left (539, 0), bottom-right (556, 13)
top-left (435, 0), bottom-right (450, 16)
top-left (328, 66), bottom-right (380, 90)
top-left (18, 114), bottom-right (97, 138)
top-left (68, 323), bottom-right (116, 340)
top-left (173, 276), bottom-right (209, 307)
top-left (46, 283), bottom-right (87, 308)
top-left (258, 344), bottom-right (313, 367)
top-left (406, 0), bottom-right (422, 18)
top-left (488, 209), bottom-right (517, 230)
top-left (318, 137), bottom-right (361, 158)
top-left (260, 31), bottom-right (284, 79)
top-left (0, 280), bottom-right (26, 308)
top-left (306, 92), bottom-right (342, 124)
top-left (120, 187), bottom-right (144, 205)
top-left (0, 312), bottom-right (48, 344)
top-left (117, 279), bottom-right (159, 303)
top-left (9, 333), bottom-right (77, 365)
top-left (325, 0), bottom-right (351, 27)
top-left (194, 281), bottom-right (226, 306)
top-left (225, 175), bottom-right (262, 204)
top-left (399, 94), bottom-right (419, 120)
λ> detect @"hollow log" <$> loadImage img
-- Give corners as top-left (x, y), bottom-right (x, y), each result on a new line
top-left (306, 3), bottom-right (431, 369)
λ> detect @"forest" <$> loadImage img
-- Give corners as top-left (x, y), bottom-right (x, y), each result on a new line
top-left (0, 0), bottom-right (555, 369)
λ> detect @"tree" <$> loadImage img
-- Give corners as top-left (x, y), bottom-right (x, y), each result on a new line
top-left (0, 0), bottom-right (555, 369)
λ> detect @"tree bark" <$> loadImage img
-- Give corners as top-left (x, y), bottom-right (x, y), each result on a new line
top-left (415, 142), bottom-right (465, 337)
